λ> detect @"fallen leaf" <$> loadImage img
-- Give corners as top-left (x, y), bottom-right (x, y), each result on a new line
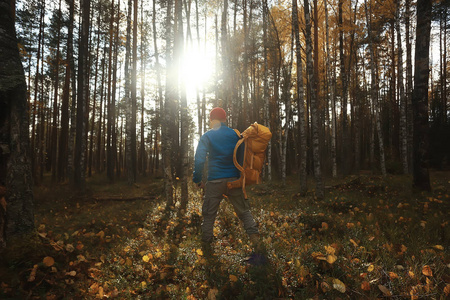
top-left (327, 254), bottom-right (337, 264)
top-left (229, 274), bottom-right (238, 282)
top-left (367, 264), bottom-right (374, 272)
top-left (361, 281), bottom-right (370, 291)
top-left (444, 284), bottom-right (450, 296)
top-left (142, 255), bottom-right (150, 262)
top-left (196, 249), bottom-right (203, 256)
top-left (432, 245), bottom-right (444, 251)
top-left (207, 288), bottom-right (219, 300)
top-left (66, 271), bottom-right (76, 277)
top-left (422, 265), bottom-right (433, 277)
top-left (28, 264), bottom-right (38, 282)
top-left (332, 278), bottom-right (346, 293)
top-left (350, 239), bottom-right (358, 247)
top-left (389, 272), bottom-right (398, 280)
top-left (321, 281), bottom-right (330, 292)
top-left (65, 244), bottom-right (74, 252)
top-left (378, 285), bottom-right (391, 296)
top-left (43, 256), bottom-right (55, 267)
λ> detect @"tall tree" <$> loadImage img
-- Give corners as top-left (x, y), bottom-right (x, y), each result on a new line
top-left (412, 0), bottom-right (432, 190)
top-left (365, 0), bottom-right (386, 176)
top-left (74, 0), bottom-right (91, 190)
top-left (304, 0), bottom-right (324, 198)
top-left (396, 0), bottom-right (408, 174)
top-left (0, 0), bottom-right (34, 243)
top-left (58, 0), bottom-right (74, 182)
top-left (293, 0), bottom-right (307, 195)
top-left (324, 0), bottom-right (337, 177)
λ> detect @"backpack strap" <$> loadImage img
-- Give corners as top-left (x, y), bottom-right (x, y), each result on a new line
top-left (233, 129), bottom-right (241, 137)
top-left (232, 138), bottom-right (245, 172)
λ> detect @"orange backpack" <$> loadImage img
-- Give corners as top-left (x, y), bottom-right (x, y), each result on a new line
top-left (227, 122), bottom-right (272, 199)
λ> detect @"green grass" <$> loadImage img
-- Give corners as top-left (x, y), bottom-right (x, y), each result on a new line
top-left (0, 172), bottom-right (449, 299)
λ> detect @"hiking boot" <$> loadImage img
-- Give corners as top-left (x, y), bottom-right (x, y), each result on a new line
top-left (249, 233), bottom-right (267, 254)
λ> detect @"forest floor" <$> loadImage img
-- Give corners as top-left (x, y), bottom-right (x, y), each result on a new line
top-left (0, 172), bottom-right (449, 299)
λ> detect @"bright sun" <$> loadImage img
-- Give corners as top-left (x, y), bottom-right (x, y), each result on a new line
top-left (180, 44), bottom-right (215, 106)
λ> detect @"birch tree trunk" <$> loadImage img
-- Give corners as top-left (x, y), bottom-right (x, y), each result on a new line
top-left (396, 0), bottom-right (408, 174)
top-left (0, 0), bottom-right (35, 244)
top-left (365, 0), bottom-right (386, 176)
top-left (412, 0), bottom-right (431, 191)
top-left (324, 0), bottom-right (337, 178)
top-left (304, 0), bottom-right (323, 198)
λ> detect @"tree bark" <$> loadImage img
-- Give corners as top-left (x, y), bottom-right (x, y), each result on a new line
top-left (396, 0), bottom-right (408, 174)
top-left (412, 0), bottom-right (431, 191)
top-left (0, 0), bottom-right (34, 243)
top-left (74, 0), bottom-right (90, 190)
top-left (293, 0), bottom-right (307, 194)
top-left (324, 0), bottom-right (337, 178)
top-left (304, 0), bottom-right (324, 198)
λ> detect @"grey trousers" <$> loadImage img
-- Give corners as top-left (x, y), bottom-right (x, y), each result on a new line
top-left (201, 177), bottom-right (259, 242)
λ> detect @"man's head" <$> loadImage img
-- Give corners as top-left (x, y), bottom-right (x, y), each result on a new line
top-left (209, 107), bottom-right (227, 123)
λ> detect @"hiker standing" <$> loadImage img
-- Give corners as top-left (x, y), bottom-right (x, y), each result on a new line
top-left (193, 107), bottom-right (262, 256)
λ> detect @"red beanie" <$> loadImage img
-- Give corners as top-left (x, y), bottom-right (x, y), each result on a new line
top-left (209, 107), bottom-right (227, 120)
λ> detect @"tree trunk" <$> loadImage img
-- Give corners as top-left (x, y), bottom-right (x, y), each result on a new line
top-left (50, 0), bottom-right (62, 182)
top-left (139, 0), bottom-right (146, 176)
top-left (0, 0), bottom-right (34, 245)
top-left (396, 0), bottom-right (408, 174)
top-left (293, 0), bottom-right (307, 194)
top-left (263, 0), bottom-right (271, 181)
top-left (405, 0), bottom-right (413, 173)
top-left (412, 0), bottom-right (431, 191)
top-left (324, 0), bottom-right (337, 177)
top-left (339, 0), bottom-right (349, 175)
top-left (58, 0), bottom-right (74, 182)
top-left (74, 0), bottom-right (90, 190)
top-left (365, 0), bottom-right (386, 176)
top-left (163, 0), bottom-right (174, 208)
top-left (176, 0), bottom-right (189, 216)
top-left (304, 0), bottom-right (323, 198)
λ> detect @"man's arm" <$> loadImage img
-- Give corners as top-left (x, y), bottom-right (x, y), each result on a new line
top-left (193, 135), bottom-right (209, 184)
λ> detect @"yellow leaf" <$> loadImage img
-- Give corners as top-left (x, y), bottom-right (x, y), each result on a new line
top-left (389, 272), bottom-right (398, 280)
top-left (324, 245), bottom-right (336, 255)
top-left (378, 285), bottom-right (391, 296)
top-left (196, 249), bottom-right (203, 256)
top-left (327, 254), bottom-right (337, 264)
top-left (422, 265), bottom-right (433, 277)
top-left (332, 278), bottom-right (346, 293)
top-left (350, 239), bottom-right (358, 247)
top-left (66, 270), bottom-right (77, 277)
top-left (141, 281), bottom-right (147, 288)
top-left (43, 256), bottom-right (55, 267)
top-left (367, 264), bottom-right (374, 272)
top-left (142, 255), bottom-right (150, 262)
top-left (229, 274), bottom-right (238, 282)
top-left (408, 270), bottom-right (415, 278)
top-left (432, 245), bottom-right (444, 251)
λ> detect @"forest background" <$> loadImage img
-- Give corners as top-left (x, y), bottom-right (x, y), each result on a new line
top-left (0, 0), bottom-right (449, 298)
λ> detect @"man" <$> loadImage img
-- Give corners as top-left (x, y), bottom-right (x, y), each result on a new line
top-left (193, 107), bottom-right (261, 256)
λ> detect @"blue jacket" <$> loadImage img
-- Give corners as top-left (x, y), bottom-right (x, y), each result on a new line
top-left (193, 123), bottom-right (243, 183)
